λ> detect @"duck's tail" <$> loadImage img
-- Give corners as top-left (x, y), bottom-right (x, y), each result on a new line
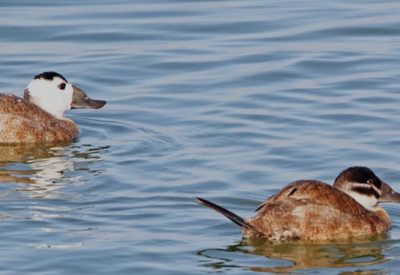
top-left (195, 197), bottom-right (254, 230)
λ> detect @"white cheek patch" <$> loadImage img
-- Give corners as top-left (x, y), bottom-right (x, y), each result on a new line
top-left (26, 78), bottom-right (73, 119)
top-left (345, 190), bottom-right (378, 211)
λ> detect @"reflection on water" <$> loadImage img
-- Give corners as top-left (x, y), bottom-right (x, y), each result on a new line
top-left (198, 238), bottom-right (392, 273)
top-left (0, 142), bottom-right (63, 164)
top-left (0, 143), bottom-right (109, 199)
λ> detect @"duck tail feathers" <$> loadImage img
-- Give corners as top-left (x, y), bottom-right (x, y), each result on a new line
top-left (196, 197), bottom-right (253, 230)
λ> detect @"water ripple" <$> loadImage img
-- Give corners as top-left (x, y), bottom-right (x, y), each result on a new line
top-left (1, 0), bottom-right (400, 274)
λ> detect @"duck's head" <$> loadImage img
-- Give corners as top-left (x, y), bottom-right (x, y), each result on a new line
top-left (24, 71), bottom-right (106, 120)
top-left (333, 166), bottom-right (400, 210)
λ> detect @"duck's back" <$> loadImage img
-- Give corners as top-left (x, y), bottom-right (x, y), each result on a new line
top-left (247, 180), bottom-right (389, 242)
top-left (0, 94), bottom-right (78, 143)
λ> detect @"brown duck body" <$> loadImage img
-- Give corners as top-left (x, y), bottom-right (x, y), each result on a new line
top-left (246, 180), bottom-right (390, 242)
top-left (197, 167), bottom-right (400, 242)
top-left (0, 94), bottom-right (78, 143)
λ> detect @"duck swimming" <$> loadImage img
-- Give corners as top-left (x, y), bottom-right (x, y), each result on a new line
top-left (0, 71), bottom-right (106, 144)
top-left (197, 167), bottom-right (400, 242)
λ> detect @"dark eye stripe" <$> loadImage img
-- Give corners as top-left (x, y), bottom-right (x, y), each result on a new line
top-left (352, 187), bottom-right (380, 199)
top-left (366, 179), bottom-right (381, 189)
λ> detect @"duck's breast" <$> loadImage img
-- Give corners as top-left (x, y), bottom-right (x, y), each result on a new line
top-left (0, 94), bottom-right (78, 143)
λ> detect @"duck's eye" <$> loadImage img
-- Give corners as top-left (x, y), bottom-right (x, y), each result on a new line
top-left (367, 179), bottom-right (374, 185)
top-left (58, 83), bottom-right (66, 90)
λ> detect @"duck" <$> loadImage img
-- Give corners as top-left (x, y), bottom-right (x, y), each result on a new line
top-left (196, 166), bottom-right (400, 242)
top-left (0, 71), bottom-right (106, 144)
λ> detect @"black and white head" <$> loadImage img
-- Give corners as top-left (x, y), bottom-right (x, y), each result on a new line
top-left (333, 166), bottom-right (400, 210)
top-left (24, 72), bottom-right (106, 119)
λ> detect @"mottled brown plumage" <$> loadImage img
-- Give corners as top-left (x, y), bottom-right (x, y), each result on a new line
top-left (197, 167), bottom-right (400, 243)
top-left (246, 180), bottom-right (389, 241)
top-left (0, 94), bottom-right (78, 143)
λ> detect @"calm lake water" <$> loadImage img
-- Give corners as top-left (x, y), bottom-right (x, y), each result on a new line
top-left (1, 0), bottom-right (400, 274)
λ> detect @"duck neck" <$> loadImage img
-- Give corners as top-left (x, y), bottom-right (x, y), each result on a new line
top-left (371, 206), bottom-right (391, 226)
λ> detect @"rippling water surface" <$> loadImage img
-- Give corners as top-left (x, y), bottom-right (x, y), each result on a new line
top-left (1, 0), bottom-right (400, 274)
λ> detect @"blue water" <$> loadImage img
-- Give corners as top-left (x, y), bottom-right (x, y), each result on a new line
top-left (1, 0), bottom-right (400, 274)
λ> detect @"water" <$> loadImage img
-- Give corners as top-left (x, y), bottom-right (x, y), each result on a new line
top-left (1, 0), bottom-right (400, 273)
